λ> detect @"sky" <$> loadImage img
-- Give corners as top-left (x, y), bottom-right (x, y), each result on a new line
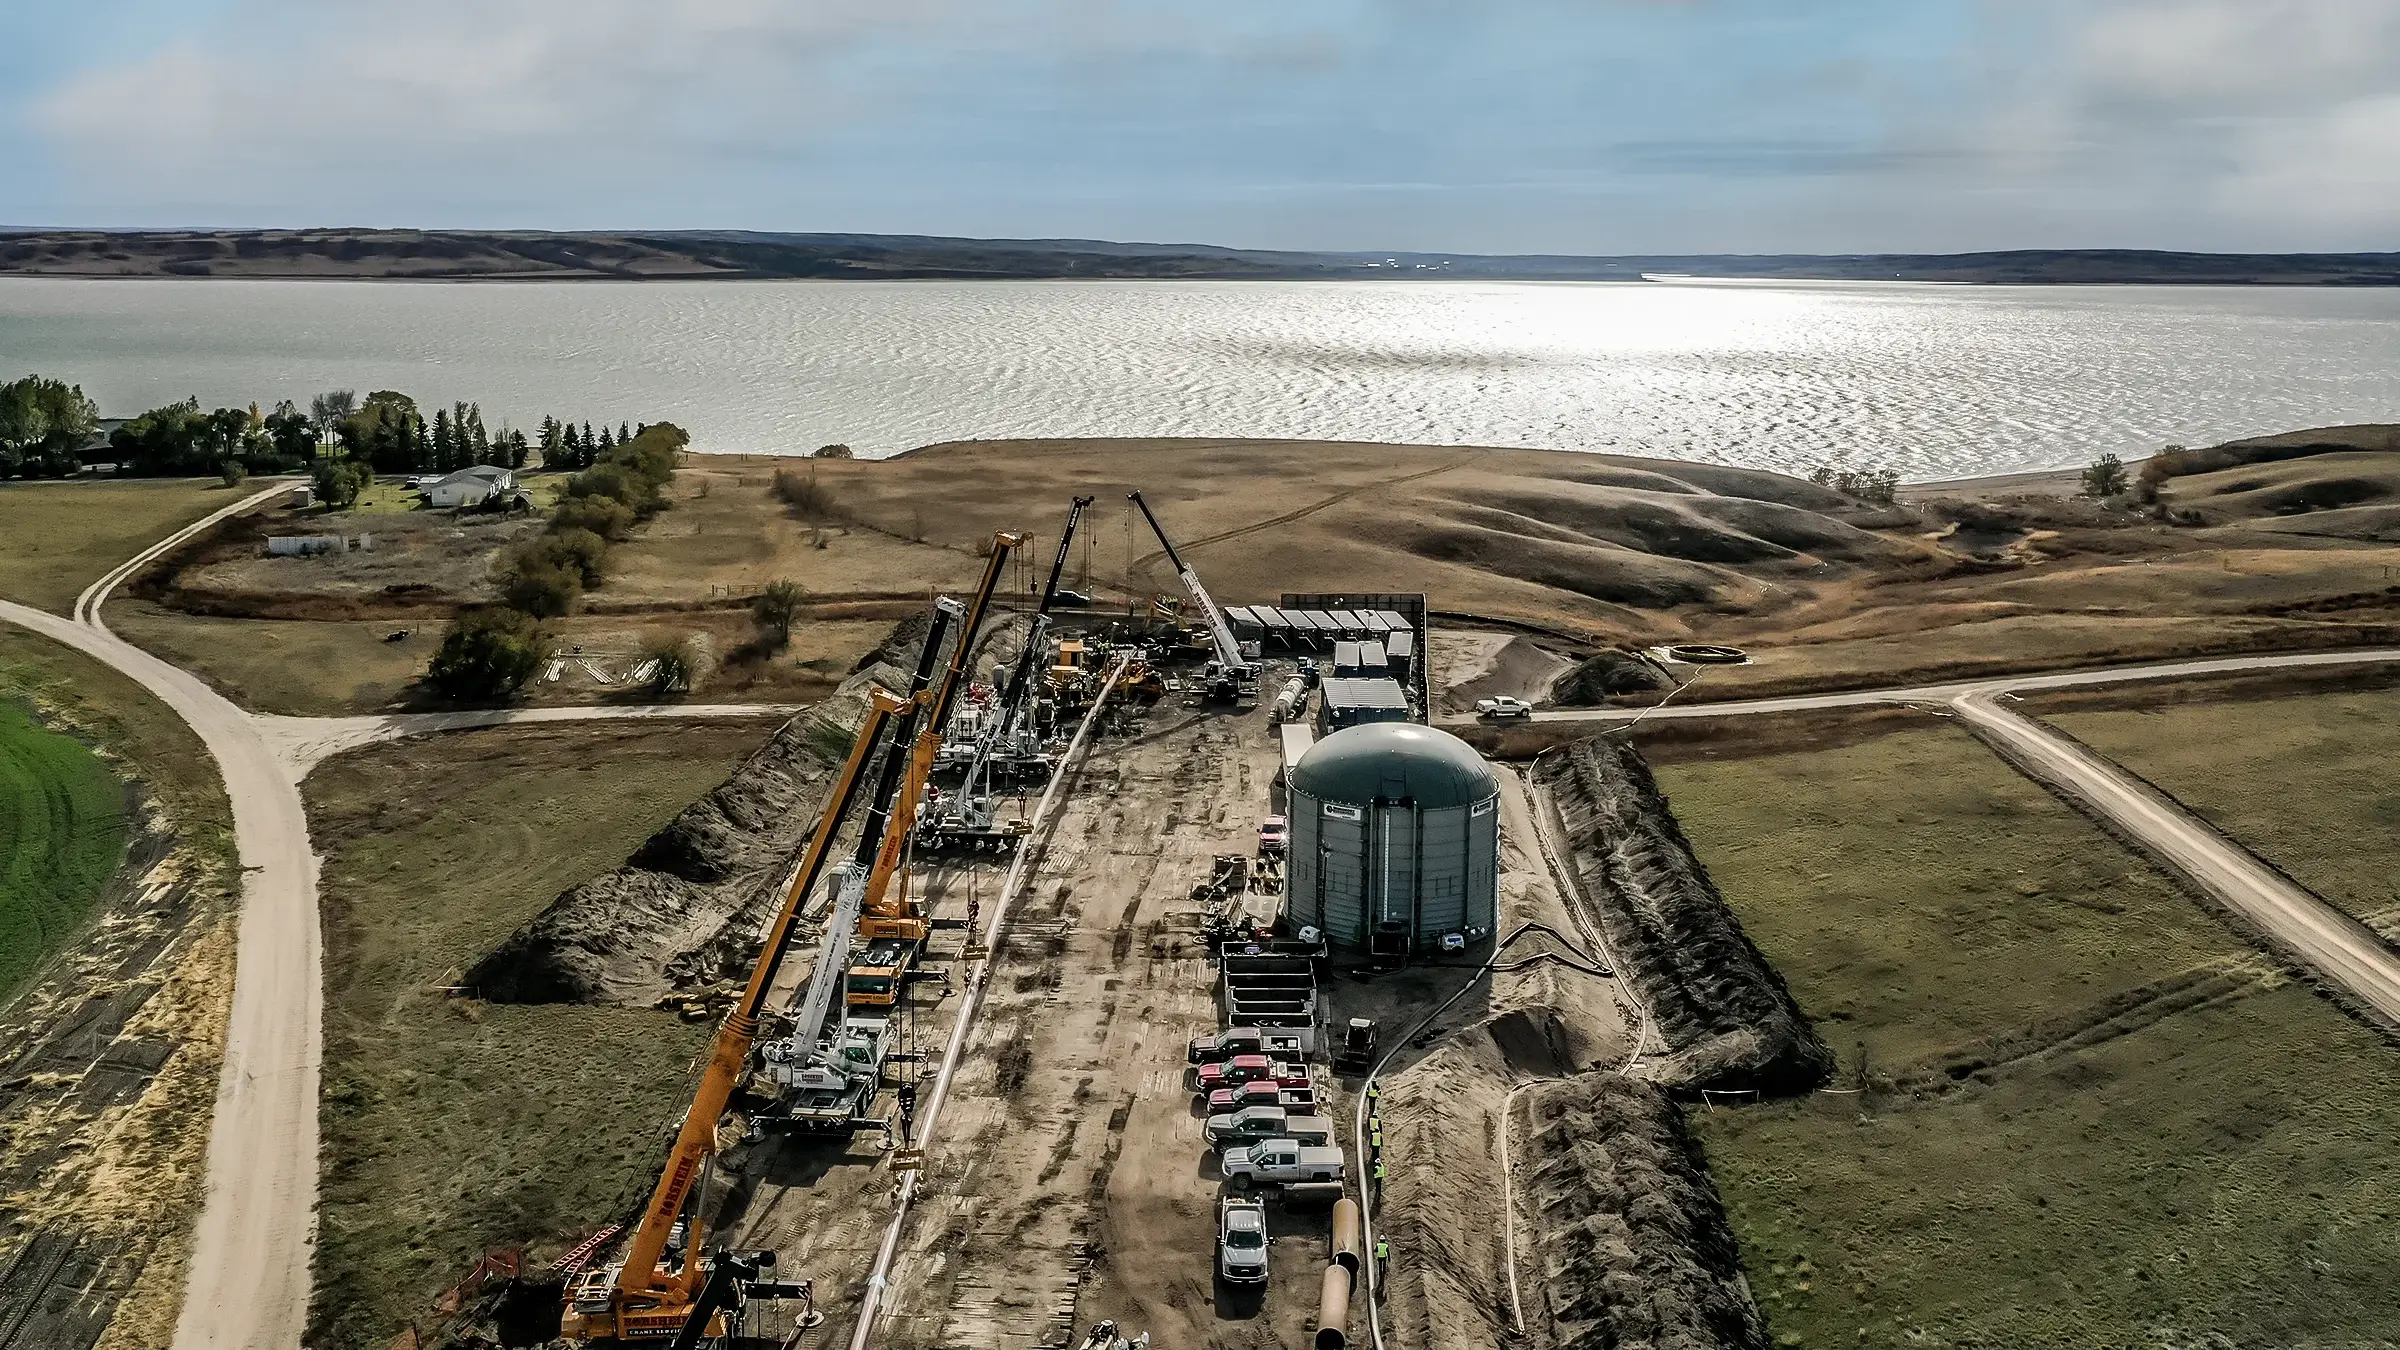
top-left (1, 0), bottom-right (2396, 254)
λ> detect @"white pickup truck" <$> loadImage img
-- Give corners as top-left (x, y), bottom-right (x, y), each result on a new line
top-left (1476, 695), bottom-right (1534, 721)
top-left (1203, 1105), bottom-right (1336, 1151)
top-left (1220, 1139), bottom-right (1345, 1190)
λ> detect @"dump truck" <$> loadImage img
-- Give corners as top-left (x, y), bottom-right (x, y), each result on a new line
top-left (1221, 1139), bottom-right (1346, 1190)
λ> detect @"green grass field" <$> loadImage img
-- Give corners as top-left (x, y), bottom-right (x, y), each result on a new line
top-left (1652, 723), bottom-right (2400, 1348)
top-left (303, 720), bottom-right (767, 1349)
top-left (0, 478), bottom-right (239, 612)
top-left (2042, 686), bottom-right (2400, 929)
top-left (0, 701), bottom-right (131, 1000)
top-left (0, 628), bottom-right (235, 999)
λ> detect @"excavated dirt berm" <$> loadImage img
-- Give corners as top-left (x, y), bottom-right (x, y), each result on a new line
top-left (465, 610), bottom-right (1035, 1007)
top-left (1533, 736), bottom-right (1834, 1095)
top-left (1525, 1072), bottom-right (1768, 1350)
top-left (466, 645), bottom-right (917, 1007)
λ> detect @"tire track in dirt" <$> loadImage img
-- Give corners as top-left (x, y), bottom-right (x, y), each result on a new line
top-left (1123, 455), bottom-right (1477, 589)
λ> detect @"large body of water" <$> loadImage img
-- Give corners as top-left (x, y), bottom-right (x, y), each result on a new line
top-left (3, 277), bottom-right (2396, 479)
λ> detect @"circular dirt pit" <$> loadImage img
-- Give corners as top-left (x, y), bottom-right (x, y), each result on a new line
top-left (1664, 644), bottom-right (1750, 665)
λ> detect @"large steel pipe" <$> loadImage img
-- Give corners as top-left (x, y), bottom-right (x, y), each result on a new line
top-left (1316, 1264), bottom-right (1352, 1350)
top-left (1330, 1198), bottom-right (1363, 1275)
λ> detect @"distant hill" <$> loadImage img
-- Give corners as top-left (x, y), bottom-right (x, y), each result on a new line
top-left (2, 228), bottom-right (2396, 284)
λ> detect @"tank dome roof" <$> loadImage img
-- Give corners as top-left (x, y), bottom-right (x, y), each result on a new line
top-left (1291, 723), bottom-right (1497, 811)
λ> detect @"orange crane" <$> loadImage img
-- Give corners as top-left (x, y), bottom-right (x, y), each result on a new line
top-left (560, 687), bottom-right (904, 1344)
top-left (848, 532), bottom-right (1025, 999)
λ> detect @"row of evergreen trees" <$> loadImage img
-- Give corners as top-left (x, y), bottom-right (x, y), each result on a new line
top-left (535, 417), bottom-right (645, 471)
top-left (333, 391), bottom-right (531, 475)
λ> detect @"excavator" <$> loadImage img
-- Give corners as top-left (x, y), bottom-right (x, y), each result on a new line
top-left (559, 687), bottom-right (903, 1344)
top-left (1129, 490), bottom-right (1257, 704)
top-left (845, 531), bottom-right (1026, 1007)
top-left (922, 498), bottom-right (1092, 851)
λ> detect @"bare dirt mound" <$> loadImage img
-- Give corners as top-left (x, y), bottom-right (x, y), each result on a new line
top-left (1534, 737), bottom-right (1834, 1095)
top-left (1440, 634), bottom-right (1573, 713)
top-left (464, 659), bottom-right (903, 1006)
top-left (1382, 1007), bottom-right (1762, 1350)
top-left (1552, 649), bottom-right (1672, 706)
top-left (1523, 1072), bottom-right (1767, 1350)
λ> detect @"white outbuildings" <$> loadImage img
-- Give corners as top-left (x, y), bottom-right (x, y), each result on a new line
top-left (421, 464), bottom-right (515, 508)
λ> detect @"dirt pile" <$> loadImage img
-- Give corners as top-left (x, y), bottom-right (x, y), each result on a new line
top-left (1552, 649), bottom-right (1672, 706)
top-left (465, 655), bottom-right (906, 1006)
top-left (1534, 737), bottom-right (1833, 1095)
top-left (1523, 1072), bottom-right (1766, 1350)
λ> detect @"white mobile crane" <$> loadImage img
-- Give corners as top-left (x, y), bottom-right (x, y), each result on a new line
top-left (925, 497), bottom-right (1094, 849)
top-left (1129, 490), bottom-right (1256, 704)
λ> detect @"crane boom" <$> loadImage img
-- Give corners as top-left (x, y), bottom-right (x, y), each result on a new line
top-left (564, 687), bottom-right (904, 1342)
top-left (999, 496), bottom-right (1093, 721)
top-left (1128, 491), bottom-right (1250, 683)
top-left (860, 531), bottom-right (1025, 922)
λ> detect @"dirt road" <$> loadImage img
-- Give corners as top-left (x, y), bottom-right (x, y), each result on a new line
top-left (1952, 690), bottom-right (2400, 1026)
top-left (868, 695), bottom-right (1332, 1349)
top-left (1439, 647), bottom-right (2400, 730)
top-left (2, 483), bottom-right (799, 1350)
top-left (0, 605), bottom-right (321, 1350)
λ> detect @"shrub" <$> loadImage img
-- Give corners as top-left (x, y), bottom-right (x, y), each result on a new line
top-left (509, 528), bottom-right (609, 587)
top-left (812, 443), bottom-right (854, 459)
top-left (770, 467), bottom-right (843, 521)
top-left (501, 558), bottom-right (582, 618)
top-left (752, 580), bottom-right (804, 649)
top-left (428, 607), bottom-right (552, 702)
top-left (642, 635), bottom-right (698, 694)
top-left (551, 493), bottom-right (636, 541)
top-left (311, 458), bottom-right (372, 509)
top-left (565, 461), bottom-right (649, 511)
top-left (2082, 453), bottom-right (2130, 499)
top-left (218, 458), bottom-right (248, 487)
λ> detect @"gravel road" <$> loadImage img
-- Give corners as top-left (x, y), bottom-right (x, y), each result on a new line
top-left (1952, 689), bottom-right (2400, 1027)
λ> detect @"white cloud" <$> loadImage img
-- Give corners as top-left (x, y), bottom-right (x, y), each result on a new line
top-left (35, 0), bottom-right (960, 197)
top-left (1956, 0), bottom-right (2400, 243)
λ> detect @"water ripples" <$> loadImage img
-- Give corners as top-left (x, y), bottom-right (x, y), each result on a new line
top-left (1, 277), bottom-right (2396, 478)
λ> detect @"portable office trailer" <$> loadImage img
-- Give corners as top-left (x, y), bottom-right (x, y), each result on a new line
top-left (1383, 631), bottom-right (1416, 686)
top-left (1317, 678), bottom-right (1411, 735)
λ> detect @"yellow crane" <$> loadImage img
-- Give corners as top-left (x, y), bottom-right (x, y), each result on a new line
top-left (847, 532), bottom-right (1025, 1002)
top-left (560, 688), bottom-right (904, 1343)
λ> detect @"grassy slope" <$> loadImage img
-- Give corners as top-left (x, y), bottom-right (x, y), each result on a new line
top-left (0, 701), bottom-right (130, 1000)
top-left (0, 629), bottom-right (232, 865)
top-left (0, 479), bottom-right (236, 612)
top-left (2043, 688), bottom-right (2400, 929)
top-left (105, 600), bottom-right (428, 716)
top-left (1652, 725), bottom-right (2400, 1348)
top-left (303, 721), bottom-right (767, 1349)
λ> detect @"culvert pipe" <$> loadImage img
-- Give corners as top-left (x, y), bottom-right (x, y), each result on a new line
top-left (1331, 1199), bottom-right (1362, 1275)
top-left (1316, 1264), bottom-right (1352, 1350)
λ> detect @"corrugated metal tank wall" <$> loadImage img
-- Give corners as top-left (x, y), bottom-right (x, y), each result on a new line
top-left (1286, 787), bottom-right (1500, 955)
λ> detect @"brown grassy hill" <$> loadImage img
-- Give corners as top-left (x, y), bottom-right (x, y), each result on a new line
top-left (784, 438), bottom-right (1926, 637)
